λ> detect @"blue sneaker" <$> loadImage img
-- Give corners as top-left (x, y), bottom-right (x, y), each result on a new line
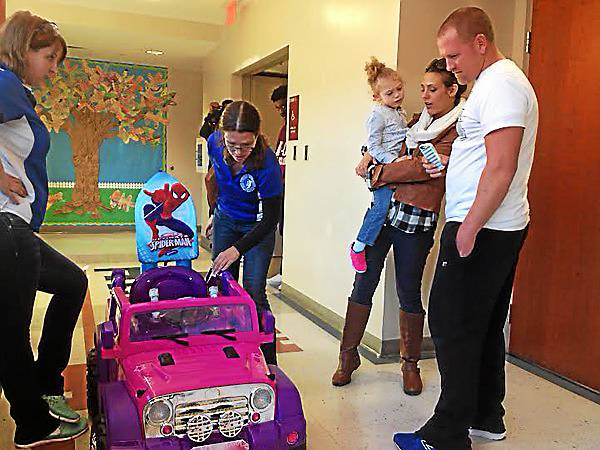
top-left (393, 432), bottom-right (437, 450)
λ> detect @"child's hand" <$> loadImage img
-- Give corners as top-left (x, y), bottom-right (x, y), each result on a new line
top-left (355, 153), bottom-right (373, 178)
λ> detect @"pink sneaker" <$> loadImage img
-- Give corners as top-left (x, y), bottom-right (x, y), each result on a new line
top-left (350, 244), bottom-right (367, 273)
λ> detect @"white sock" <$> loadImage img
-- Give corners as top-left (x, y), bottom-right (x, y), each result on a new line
top-left (352, 241), bottom-right (366, 253)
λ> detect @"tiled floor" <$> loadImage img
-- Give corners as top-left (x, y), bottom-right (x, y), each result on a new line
top-left (0, 232), bottom-right (599, 449)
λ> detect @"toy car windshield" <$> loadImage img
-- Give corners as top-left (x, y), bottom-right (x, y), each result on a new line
top-left (129, 304), bottom-right (253, 342)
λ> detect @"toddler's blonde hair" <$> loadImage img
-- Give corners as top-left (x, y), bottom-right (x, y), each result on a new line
top-left (364, 56), bottom-right (402, 93)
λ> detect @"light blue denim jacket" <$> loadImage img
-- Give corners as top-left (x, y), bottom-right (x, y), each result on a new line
top-left (366, 104), bottom-right (408, 164)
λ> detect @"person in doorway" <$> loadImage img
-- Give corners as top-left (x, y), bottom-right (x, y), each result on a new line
top-left (0, 11), bottom-right (89, 447)
top-left (332, 59), bottom-right (466, 396)
top-left (271, 84), bottom-right (288, 168)
top-left (349, 57), bottom-right (408, 274)
top-left (266, 84), bottom-right (287, 289)
top-left (205, 100), bottom-right (282, 365)
top-left (393, 7), bottom-right (538, 450)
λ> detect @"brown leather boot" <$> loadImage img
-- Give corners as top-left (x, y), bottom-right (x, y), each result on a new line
top-left (332, 301), bottom-right (371, 386)
top-left (400, 310), bottom-right (425, 395)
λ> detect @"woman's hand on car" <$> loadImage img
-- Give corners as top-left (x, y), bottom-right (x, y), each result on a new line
top-left (212, 246), bottom-right (241, 273)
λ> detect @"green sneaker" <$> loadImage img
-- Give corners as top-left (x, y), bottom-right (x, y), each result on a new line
top-left (42, 394), bottom-right (81, 423)
top-left (14, 417), bottom-right (88, 448)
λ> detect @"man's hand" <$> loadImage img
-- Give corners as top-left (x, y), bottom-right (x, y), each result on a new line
top-left (456, 222), bottom-right (478, 257)
top-left (205, 215), bottom-right (214, 239)
top-left (355, 153), bottom-right (373, 178)
top-left (0, 172), bottom-right (27, 204)
top-left (421, 154), bottom-right (449, 178)
top-left (212, 246), bottom-right (241, 273)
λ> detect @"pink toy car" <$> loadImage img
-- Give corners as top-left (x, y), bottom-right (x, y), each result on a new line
top-left (86, 267), bottom-right (306, 450)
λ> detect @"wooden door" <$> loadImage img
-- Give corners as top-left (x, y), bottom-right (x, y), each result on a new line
top-left (510, 0), bottom-right (600, 391)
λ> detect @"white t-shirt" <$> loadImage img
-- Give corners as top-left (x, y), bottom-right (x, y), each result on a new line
top-left (445, 59), bottom-right (539, 231)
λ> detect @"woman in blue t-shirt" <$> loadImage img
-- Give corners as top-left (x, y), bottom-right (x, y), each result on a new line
top-left (0, 12), bottom-right (88, 447)
top-left (205, 101), bottom-right (282, 365)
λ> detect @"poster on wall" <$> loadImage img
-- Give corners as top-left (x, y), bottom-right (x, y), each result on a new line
top-left (288, 95), bottom-right (299, 141)
top-left (35, 58), bottom-right (176, 225)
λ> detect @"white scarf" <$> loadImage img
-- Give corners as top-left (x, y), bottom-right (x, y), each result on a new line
top-left (405, 98), bottom-right (465, 150)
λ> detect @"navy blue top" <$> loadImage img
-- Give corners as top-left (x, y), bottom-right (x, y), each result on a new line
top-left (208, 131), bottom-right (282, 223)
top-left (0, 64), bottom-right (50, 231)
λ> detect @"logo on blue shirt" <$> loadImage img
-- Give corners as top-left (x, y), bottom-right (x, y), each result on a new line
top-left (239, 174), bottom-right (256, 193)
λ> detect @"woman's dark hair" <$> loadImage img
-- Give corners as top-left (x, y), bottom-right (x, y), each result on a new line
top-left (220, 100), bottom-right (269, 170)
top-left (425, 58), bottom-right (467, 106)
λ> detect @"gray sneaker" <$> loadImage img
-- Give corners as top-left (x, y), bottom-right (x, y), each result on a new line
top-left (14, 417), bottom-right (88, 448)
top-left (42, 394), bottom-right (81, 423)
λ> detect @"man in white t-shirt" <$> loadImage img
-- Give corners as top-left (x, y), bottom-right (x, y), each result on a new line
top-left (394, 7), bottom-right (538, 450)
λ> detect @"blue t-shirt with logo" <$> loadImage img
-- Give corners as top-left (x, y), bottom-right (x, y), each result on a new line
top-left (208, 131), bottom-right (282, 222)
top-left (0, 64), bottom-right (50, 231)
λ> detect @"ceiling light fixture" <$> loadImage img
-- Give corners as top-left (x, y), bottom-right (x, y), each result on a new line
top-left (145, 50), bottom-right (164, 56)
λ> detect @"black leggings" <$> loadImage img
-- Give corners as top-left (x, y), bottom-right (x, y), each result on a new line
top-left (0, 212), bottom-right (87, 441)
top-left (349, 224), bottom-right (434, 313)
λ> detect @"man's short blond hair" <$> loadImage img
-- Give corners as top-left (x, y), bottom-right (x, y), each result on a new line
top-left (438, 7), bottom-right (495, 43)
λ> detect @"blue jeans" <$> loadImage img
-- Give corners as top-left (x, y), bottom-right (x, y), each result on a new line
top-left (212, 208), bottom-right (275, 315)
top-left (350, 224), bottom-right (434, 314)
top-left (356, 186), bottom-right (394, 246)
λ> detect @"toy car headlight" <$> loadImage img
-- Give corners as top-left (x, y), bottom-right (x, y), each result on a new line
top-left (251, 387), bottom-right (273, 410)
top-left (146, 399), bottom-right (173, 424)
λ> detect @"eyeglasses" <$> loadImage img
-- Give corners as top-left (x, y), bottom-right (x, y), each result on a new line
top-left (225, 139), bottom-right (256, 153)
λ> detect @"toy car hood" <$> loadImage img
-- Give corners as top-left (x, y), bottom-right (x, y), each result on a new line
top-left (122, 343), bottom-right (273, 398)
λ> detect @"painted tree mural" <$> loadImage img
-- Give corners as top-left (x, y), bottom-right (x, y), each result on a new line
top-left (35, 60), bottom-right (176, 218)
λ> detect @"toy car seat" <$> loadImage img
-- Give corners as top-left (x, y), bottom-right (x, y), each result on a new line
top-left (129, 266), bottom-right (207, 303)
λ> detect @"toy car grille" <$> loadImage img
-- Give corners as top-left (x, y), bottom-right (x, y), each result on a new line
top-left (186, 414), bottom-right (213, 443)
top-left (218, 411), bottom-right (244, 438)
top-left (174, 395), bottom-right (249, 440)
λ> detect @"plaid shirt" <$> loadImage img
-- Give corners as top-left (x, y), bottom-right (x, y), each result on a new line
top-left (387, 201), bottom-right (437, 233)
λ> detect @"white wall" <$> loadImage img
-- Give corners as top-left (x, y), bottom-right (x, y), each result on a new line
top-left (201, 0), bottom-right (401, 340)
top-left (200, 0), bottom-right (529, 344)
top-left (166, 68), bottom-right (205, 224)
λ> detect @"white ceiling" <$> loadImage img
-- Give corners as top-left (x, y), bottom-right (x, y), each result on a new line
top-left (7, 0), bottom-right (237, 70)
top-left (41, 0), bottom-right (228, 25)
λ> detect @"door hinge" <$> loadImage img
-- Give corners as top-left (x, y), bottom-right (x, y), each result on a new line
top-left (525, 31), bottom-right (532, 54)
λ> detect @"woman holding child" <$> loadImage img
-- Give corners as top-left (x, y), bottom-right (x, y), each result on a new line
top-left (333, 58), bottom-right (466, 395)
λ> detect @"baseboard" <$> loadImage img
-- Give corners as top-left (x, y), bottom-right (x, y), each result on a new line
top-left (275, 282), bottom-right (435, 365)
top-left (506, 354), bottom-right (600, 405)
top-left (40, 224), bottom-right (135, 233)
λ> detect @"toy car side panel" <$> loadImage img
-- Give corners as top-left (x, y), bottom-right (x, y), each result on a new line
top-left (269, 365), bottom-right (307, 449)
top-left (100, 381), bottom-right (144, 448)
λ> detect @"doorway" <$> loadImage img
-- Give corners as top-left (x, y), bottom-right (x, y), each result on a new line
top-left (239, 50), bottom-right (289, 285)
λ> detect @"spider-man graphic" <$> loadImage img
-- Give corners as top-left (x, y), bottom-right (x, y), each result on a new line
top-left (143, 183), bottom-right (194, 256)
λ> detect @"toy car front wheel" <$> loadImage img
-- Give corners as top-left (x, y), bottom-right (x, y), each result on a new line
top-left (89, 416), bottom-right (107, 450)
top-left (86, 348), bottom-right (99, 419)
